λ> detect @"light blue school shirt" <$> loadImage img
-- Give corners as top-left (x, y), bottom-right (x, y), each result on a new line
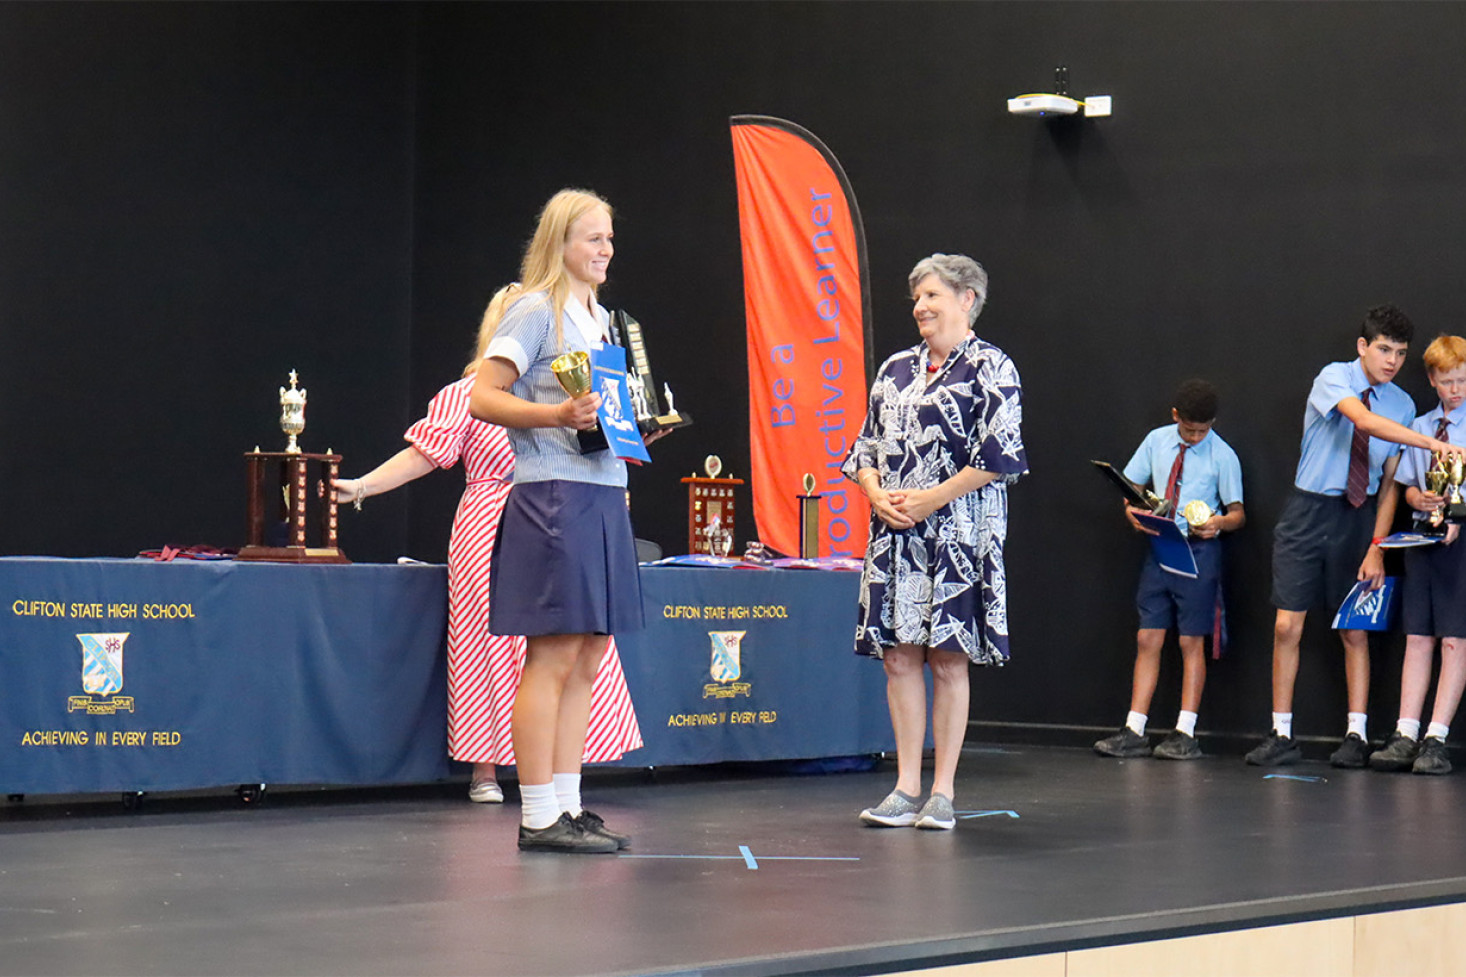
top-left (483, 291), bottom-right (628, 488)
top-left (1123, 424), bottom-right (1244, 532)
top-left (1294, 359), bottom-right (1415, 495)
top-left (1394, 403), bottom-right (1466, 515)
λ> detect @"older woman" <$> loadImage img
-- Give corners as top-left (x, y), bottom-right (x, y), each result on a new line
top-left (843, 253), bottom-right (1027, 830)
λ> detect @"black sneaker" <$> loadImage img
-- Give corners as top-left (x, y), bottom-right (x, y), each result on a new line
top-left (1245, 731), bottom-right (1301, 766)
top-left (1153, 731), bottom-right (1202, 760)
top-left (518, 812), bottom-right (618, 854)
top-left (1368, 731), bottom-right (1419, 772)
top-left (1329, 732), bottom-right (1370, 769)
top-left (1412, 736), bottom-right (1453, 775)
top-left (1093, 727), bottom-right (1151, 758)
top-left (574, 809), bottom-right (631, 849)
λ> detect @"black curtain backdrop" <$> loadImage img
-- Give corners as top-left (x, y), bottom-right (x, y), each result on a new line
top-left (6, 1), bottom-right (1466, 744)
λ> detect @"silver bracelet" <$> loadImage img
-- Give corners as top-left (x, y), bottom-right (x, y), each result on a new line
top-left (353, 481), bottom-right (366, 512)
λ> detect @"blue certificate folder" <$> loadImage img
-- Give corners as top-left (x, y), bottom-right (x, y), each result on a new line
top-left (590, 343), bottom-right (651, 463)
top-left (1133, 512), bottom-right (1198, 579)
top-left (1331, 577), bottom-right (1399, 631)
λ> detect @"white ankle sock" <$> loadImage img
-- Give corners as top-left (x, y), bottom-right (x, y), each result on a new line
top-left (1348, 712), bottom-right (1368, 740)
top-left (1396, 718), bottom-right (1421, 741)
top-left (1272, 712), bottom-right (1293, 739)
top-left (1427, 722), bottom-right (1450, 742)
top-left (553, 772), bottom-right (583, 816)
top-left (1126, 711), bottom-right (1148, 736)
top-left (1175, 711), bottom-right (1198, 738)
top-left (520, 782), bottom-right (561, 830)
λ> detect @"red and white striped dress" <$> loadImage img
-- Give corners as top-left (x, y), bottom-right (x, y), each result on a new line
top-left (405, 377), bottom-right (643, 764)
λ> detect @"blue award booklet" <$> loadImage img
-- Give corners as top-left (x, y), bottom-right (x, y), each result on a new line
top-left (1376, 532), bottom-right (1441, 549)
top-left (1133, 512), bottom-right (1198, 579)
top-left (1331, 577), bottom-right (1398, 631)
top-left (589, 343), bottom-right (651, 463)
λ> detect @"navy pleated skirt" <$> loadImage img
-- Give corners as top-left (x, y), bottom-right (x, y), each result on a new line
top-left (488, 479), bottom-right (645, 637)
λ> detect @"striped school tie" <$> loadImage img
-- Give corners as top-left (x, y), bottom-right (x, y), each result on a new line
top-left (1345, 388), bottom-right (1374, 508)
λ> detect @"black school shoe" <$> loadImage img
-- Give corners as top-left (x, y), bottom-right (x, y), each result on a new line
top-left (1368, 731), bottom-right (1419, 772)
top-left (518, 813), bottom-right (619, 854)
top-left (1245, 731), bottom-right (1301, 766)
top-left (1329, 732), bottom-right (1370, 769)
top-left (1412, 737), bottom-right (1453, 775)
top-left (1153, 731), bottom-right (1202, 760)
top-left (1093, 727), bottom-right (1151, 758)
top-left (574, 809), bottom-right (631, 849)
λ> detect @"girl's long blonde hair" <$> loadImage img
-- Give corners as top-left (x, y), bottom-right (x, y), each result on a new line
top-left (467, 188), bottom-right (612, 376)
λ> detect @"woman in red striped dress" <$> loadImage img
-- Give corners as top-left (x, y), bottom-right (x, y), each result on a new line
top-left (334, 312), bottom-right (643, 800)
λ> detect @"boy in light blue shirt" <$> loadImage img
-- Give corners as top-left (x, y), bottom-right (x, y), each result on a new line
top-left (1248, 305), bottom-right (1460, 768)
top-left (1095, 380), bottom-right (1245, 760)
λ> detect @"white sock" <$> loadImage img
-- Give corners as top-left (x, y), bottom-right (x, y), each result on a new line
top-left (520, 782), bottom-right (561, 830)
top-left (1272, 712), bottom-right (1293, 739)
top-left (1175, 711), bottom-right (1198, 738)
top-left (1126, 711), bottom-right (1148, 736)
top-left (553, 772), bottom-right (583, 816)
top-left (1396, 718), bottom-right (1421, 742)
top-left (1427, 722), bottom-right (1450, 742)
top-left (1348, 712), bottom-right (1368, 740)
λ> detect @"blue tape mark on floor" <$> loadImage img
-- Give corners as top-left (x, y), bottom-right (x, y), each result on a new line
top-left (1263, 774), bottom-right (1327, 783)
top-left (956, 810), bottom-right (1020, 819)
top-left (619, 847), bottom-right (861, 870)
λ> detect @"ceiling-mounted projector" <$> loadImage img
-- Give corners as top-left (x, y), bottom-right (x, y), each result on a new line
top-left (1007, 94), bottom-right (1080, 118)
top-left (1007, 66), bottom-right (1112, 119)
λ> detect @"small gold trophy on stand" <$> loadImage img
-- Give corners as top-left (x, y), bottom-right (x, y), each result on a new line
top-left (798, 473), bottom-right (821, 559)
top-left (1444, 451), bottom-right (1466, 525)
top-left (238, 370), bottom-right (348, 564)
top-left (551, 350), bottom-right (608, 453)
top-left (1426, 452), bottom-right (1452, 530)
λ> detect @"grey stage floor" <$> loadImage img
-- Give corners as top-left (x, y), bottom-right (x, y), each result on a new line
top-left (4, 743), bottom-right (1466, 977)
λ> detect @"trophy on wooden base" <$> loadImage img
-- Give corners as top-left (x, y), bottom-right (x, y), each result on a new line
top-left (238, 371), bottom-right (349, 564)
top-left (798, 473), bottom-right (822, 559)
top-left (682, 455), bottom-right (743, 556)
top-left (609, 310), bottom-right (693, 437)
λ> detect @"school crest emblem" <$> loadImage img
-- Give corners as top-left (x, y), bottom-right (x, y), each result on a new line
top-left (69, 633), bottom-right (135, 714)
top-left (79, 633), bottom-right (127, 695)
top-left (709, 630), bottom-right (745, 683)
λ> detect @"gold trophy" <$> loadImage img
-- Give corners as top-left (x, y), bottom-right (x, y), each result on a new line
top-left (280, 370), bottom-right (306, 453)
top-left (550, 351), bottom-right (607, 453)
top-left (1447, 451), bottom-right (1466, 523)
top-left (551, 351), bottom-right (593, 400)
top-left (1426, 452), bottom-right (1452, 529)
top-left (1182, 500), bottom-right (1213, 534)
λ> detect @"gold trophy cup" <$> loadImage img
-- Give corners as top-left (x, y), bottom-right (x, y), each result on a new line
top-left (280, 370), bottom-right (307, 453)
top-left (551, 351), bottom-right (593, 401)
top-left (550, 350), bottom-right (607, 453)
top-left (1426, 452), bottom-right (1451, 528)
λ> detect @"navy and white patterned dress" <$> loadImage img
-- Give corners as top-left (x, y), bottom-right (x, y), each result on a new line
top-left (842, 335), bottom-right (1027, 664)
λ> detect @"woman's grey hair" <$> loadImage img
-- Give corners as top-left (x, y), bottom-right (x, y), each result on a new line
top-left (908, 253), bottom-right (988, 324)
